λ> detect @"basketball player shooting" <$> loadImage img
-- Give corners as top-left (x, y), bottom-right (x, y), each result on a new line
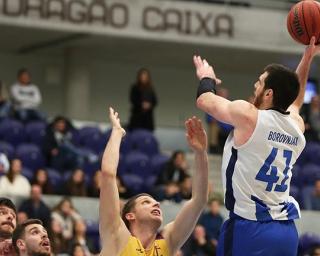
top-left (99, 107), bottom-right (209, 256)
top-left (193, 37), bottom-right (320, 256)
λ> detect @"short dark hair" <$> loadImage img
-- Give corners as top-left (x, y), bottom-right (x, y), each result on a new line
top-left (0, 197), bottom-right (17, 214)
top-left (12, 219), bottom-right (43, 254)
top-left (17, 68), bottom-right (28, 78)
top-left (263, 64), bottom-right (300, 111)
top-left (121, 193), bottom-right (153, 230)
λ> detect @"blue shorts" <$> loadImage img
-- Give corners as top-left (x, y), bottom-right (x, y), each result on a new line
top-left (217, 215), bottom-right (298, 256)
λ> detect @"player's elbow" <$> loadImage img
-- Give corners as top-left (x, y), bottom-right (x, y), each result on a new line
top-left (196, 95), bottom-right (206, 110)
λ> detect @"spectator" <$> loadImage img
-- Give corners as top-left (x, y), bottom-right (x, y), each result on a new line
top-left (71, 243), bottom-right (86, 256)
top-left (17, 211), bottom-right (28, 224)
top-left (18, 184), bottom-right (51, 228)
top-left (49, 218), bottom-right (68, 255)
top-left (87, 170), bottom-right (101, 198)
top-left (63, 169), bottom-right (87, 197)
top-left (68, 219), bottom-right (96, 256)
top-left (0, 153), bottom-right (9, 175)
top-left (43, 116), bottom-right (83, 171)
top-left (199, 198), bottom-right (224, 245)
top-left (311, 179), bottom-right (320, 211)
top-left (51, 197), bottom-right (82, 241)
top-left (10, 68), bottom-right (44, 122)
top-left (0, 81), bottom-right (12, 120)
top-left (0, 158), bottom-right (31, 197)
top-left (154, 151), bottom-right (190, 202)
top-left (31, 168), bottom-right (54, 194)
top-left (182, 225), bottom-right (216, 256)
top-left (128, 68), bottom-right (158, 131)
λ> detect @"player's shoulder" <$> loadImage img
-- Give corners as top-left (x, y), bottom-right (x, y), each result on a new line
top-left (229, 100), bottom-right (258, 127)
top-left (289, 112), bottom-right (305, 133)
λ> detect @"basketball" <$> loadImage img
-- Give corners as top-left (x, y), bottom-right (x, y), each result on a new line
top-left (287, 0), bottom-right (320, 45)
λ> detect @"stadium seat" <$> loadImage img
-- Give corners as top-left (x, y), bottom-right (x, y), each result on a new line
top-left (130, 129), bottom-right (159, 156)
top-left (0, 119), bottom-right (25, 146)
top-left (25, 121), bottom-right (47, 146)
top-left (15, 143), bottom-right (45, 171)
top-left (0, 141), bottom-right (15, 160)
top-left (125, 151), bottom-right (151, 178)
top-left (150, 153), bottom-right (170, 177)
top-left (79, 126), bottom-right (106, 154)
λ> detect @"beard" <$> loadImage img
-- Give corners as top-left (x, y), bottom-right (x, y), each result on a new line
top-left (0, 229), bottom-right (13, 239)
top-left (253, 91), bottom-right (264, 108)
top-left (28, 252), bottom-right (51, 256)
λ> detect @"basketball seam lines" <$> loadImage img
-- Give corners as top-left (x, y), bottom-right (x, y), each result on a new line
top-left (301, 2), bottom-right (311, 41)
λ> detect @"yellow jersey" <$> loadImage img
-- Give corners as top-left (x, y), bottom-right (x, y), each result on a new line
top-left (120, 236), bottom-right (170, 256)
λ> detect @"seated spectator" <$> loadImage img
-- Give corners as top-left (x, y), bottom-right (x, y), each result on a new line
top-left (88, 170), bottom-right (101, 198)
top-left (63, 168), bottom-right (87, 197)
top-left (18, 184), bottom-right (51, 228)
top-left (10, 68), bottom-right (44, 123)
top-left (68, 219), bottom-right (97, 256)
top-left (0, 158), bottom-right (31, 197)
top-left (71, 243), bottom-right (86, 256)
top-left (17, 211), bottom-right (28, 224)
top-left (0, 153), bottom-right (9, 175)
top-left (51, 197), bottom-right (82, 241)
top-left (49, 218), bottom-right (69, 255)
top-left (31, 168), bottom-right (54, 194)
top-left (154, 151), bottom-right (190, 202)
top-left (43, 116), bottom-right (84, 171)
top-left (199, 198), bottom-right (224, 246)
top-left (180, 176), bottom-right (192, 200)
top-left (182, 225), bottom-right (216, 256)
top-left (0, 81), bottom-right (12, 120)
top-left (311, 179), bottom-right (320, 211)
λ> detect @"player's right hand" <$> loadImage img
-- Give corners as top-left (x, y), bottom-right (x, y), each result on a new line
top-left (193, 55), bottom-right (222, 84)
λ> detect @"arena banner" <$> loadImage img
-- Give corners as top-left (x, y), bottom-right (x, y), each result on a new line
top-left (0, 0), bottom-right (300, 52)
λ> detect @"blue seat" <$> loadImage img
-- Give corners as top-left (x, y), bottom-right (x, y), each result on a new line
top-left (130, 129), bottom-right (159, 156)
top-left (15, 143), bottom-right (45, 171)
top-left (79, 126), bottom-right (106, 154)
top-left (25, 121), bottom-right (46, 146)
top-left (150, 154), bottom-right (170, 176)
top-left (0, 141), bottom-right (15, 160)
top-left (125, 151), bottom-right (151, 178)
top-left (0, 119), bottom-right (25, 146)
top-left (47, 168), bottom-right (63, 189)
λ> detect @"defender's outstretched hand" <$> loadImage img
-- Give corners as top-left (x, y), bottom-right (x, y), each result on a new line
top-left (193, 55), bottom-right (222, 84)
top-left (185, 117), bottom-right (207, 152)
top-left (109, 107), bottom-right (126, 137)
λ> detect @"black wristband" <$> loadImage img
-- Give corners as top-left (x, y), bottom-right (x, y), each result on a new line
top-left (196, 77), bottom-right (216, 99)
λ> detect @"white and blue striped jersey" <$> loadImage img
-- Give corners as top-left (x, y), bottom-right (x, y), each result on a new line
top-left (221, 109), bottom-right (306, 221)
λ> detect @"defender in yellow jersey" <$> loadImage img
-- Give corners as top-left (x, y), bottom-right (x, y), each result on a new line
top-left (99, 107), bottom-right (209, 256)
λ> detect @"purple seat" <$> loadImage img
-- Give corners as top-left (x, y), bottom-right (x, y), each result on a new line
top-left (83, 158), bottom-right (101, 178)
top-left (302, 142), bottom-right (320, 165)
top-left (117, 154), bottom-right (127, 177)
top-left (85, 220), bottom-right (100, 252)
top-left (150, 154), bottom-right (170, 176)
top-left (121, 174), bottom-right (145, 195)
top-left (25, 121), bottom-right (46, 146)
top-left (15, 143), bottom-right (45, 171)
top-left (130, 129), bottom-right (159, 156)
top-left (125, 151), bottom-right (151, 178)
top-left (120, 133), bottom-right (132, 155)
top-left (21, 167), bottom-right (33, 182)
top-left (289, 185), bottom-right (299, 200)
top-left (301, 164), bottom-right (320, 185)
top-left (0, 141), bottom-right (15, 160)
top-left (0, 119), bottom-right (25, 146)
top-left (79, 127), bottom-right (106, 154)
top-left (47, 168), bottom-right (63, 189)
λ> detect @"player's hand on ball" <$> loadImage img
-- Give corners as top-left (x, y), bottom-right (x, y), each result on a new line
top-left (193, 55), bottom-right (222, 84)
top-left (185, 117), bottom-right (207, 152)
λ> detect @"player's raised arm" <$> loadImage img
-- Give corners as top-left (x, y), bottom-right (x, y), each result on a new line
top-left (193, 55), bottom-right (256, 130)
top-left (162, 117), bottom-right (209, 255)
top-left (290, 36), bottom-right (320, 113)
top-left (99, 108), bottom-right (130, 252)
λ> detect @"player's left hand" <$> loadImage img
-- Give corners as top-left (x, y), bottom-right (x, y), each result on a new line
top-left (185, 116), bottom-right (207, 152)
top-left (304, 36), bottom-right (320, 59)
top-left (193, 55), bottom-right (222, 84)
